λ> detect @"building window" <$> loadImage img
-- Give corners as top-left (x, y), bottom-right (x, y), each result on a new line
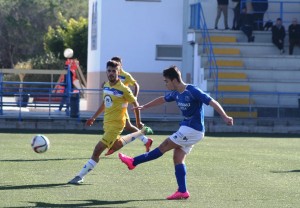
top-left (156, 45), bottom-right (182, 61)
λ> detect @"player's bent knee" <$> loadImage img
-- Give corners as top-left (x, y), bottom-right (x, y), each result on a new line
top-left (158, 139), bottom-right (176, 153)
top-left (125, 125), bottom-right (139, 132)
top-left (111, 139), bottom-right (123, 150)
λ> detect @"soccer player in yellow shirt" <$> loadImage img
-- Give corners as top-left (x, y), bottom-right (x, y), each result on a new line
top-left (68, 60), bottom-right (151, 184)
top-left (103, 56), bottom-right (153, 156)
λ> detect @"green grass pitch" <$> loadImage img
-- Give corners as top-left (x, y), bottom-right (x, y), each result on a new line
top-left (0, 132), bottom-right (299, 208)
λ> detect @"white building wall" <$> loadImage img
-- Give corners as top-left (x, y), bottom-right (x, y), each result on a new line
top-left (87, 0), bottom-right (101, 74)
top-left (88, 0), bottom-right (184, 74)
top-left (87, 0), bottom-right (185, 110)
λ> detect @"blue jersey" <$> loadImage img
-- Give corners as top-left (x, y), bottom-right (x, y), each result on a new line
top-left (164, 85), bottom-right (212, 132)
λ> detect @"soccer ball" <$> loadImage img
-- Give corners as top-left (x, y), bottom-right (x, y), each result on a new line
top-left (64, 48), bottom-right (74, 58)
top-left (31, 135), bottom-right (50, 153)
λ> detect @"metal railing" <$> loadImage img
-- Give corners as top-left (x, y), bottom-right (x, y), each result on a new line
top-left (1, 79), bottom-right (299, 119)
top-left (189, 2), bottom-right (219, 98)
top-left (217, 91), bottom-right (300, 118)
top-left (0, 66), bottom-right (73, 118)
top-left (241, 0), bottom-right (300, 27)
top-left (0, 86), bottom-right (181, 121)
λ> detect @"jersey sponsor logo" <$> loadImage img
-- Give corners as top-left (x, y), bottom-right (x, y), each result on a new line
top-left (104, 95), bottom-right (113, 108)
top-left (177, 102), bottom-right (191, 110)
top-left (178, 102), bottom-right (190, 107)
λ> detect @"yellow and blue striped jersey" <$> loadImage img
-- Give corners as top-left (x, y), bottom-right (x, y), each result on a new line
top-left (102, 80), bottom-right (136, 127)
top-left (118, 69), bottom-right (136, 87)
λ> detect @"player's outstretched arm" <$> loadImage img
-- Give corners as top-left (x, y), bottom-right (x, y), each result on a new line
top-left (209, 99), bottom-right (233, 126)
top-left (133, 96), bottom-right (166, 111)
top-left (86, 101), bottom-right (105, 126)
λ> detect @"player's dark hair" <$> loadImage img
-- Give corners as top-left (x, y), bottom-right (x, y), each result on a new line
top-left (106, 60), bottom-right (120, 68)
top-left (111, 56), bottom-right (122, 64)
top-left (163, 65), bottom-right (181, 82)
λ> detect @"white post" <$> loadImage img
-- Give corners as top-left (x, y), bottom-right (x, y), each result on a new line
top-left (87, 0), bottom-right (102, 111)
top-left (189, 32), bottom-right (214, 117)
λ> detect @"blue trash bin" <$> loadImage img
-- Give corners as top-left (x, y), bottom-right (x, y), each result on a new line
top-left (70, 92), bottom-right (80, 118)
top-left (15, 94), bottom-right (30, 107)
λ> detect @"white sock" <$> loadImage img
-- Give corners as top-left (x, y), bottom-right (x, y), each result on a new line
top-left (137, 135), bottom-right (148, 144)
top-left (78, 159), bottom-right (97, 178)
top-left (120, 130), bottom-right (144, 146)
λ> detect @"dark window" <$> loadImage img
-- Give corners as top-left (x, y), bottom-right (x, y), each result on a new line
top-left (156, 45), bottom-right (182, 61)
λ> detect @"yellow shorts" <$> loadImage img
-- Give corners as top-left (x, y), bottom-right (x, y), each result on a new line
top-left (101, 125), bottom-right (123, 148)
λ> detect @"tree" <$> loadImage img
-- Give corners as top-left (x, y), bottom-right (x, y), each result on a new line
top-left (0, 0), bottom-right (88, 69)
top-left (0, 0), bottom-right (48, 68)
top-left (44, 13), bottom-right (88, 74)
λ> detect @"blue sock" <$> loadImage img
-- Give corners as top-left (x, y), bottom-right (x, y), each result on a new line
top-left (175, 164), bottom-right (187, 193)
top-left (133, 148), bottom-right (163, 166)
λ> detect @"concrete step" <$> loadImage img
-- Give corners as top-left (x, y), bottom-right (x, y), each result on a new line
top-left (227, 111), bottom-right (258, 118)
top-left (196, 30), bottom-right (300, 55)
top-left (215, 66), bottom-right (300, 71)
top-left (202, 55), bottom-right (300, 68)
top-left (195, 29), bottom-right (300, 116)
top-left (218, 85), bottom-right (251, 92)
top-left (204, 69), bottom-right (300, 81)
top-left (210, 80), bottom-right (300, 92)
top-left (199, 30), bottom-right (280, 44)
top-left (218, 97), bottom-right (255, 105)
top-left (213, 48), bottom-right (241, 55)
top-left (201, 42), bottom-right (289, 56)
top-left (216, 60), bottom-right (244, 67)
top-left (218, 72), bottom-right (247, 79)
top-left (215, 92), bottom-right (298, 107)
top-left (209, 36), bottom-right (237, 43)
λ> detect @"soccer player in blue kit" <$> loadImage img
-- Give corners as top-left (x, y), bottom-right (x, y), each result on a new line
top-left (119, 65), bottom-right (233, 200)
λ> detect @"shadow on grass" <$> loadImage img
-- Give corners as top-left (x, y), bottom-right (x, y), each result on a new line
top-left (0, 183), bottom-right (86, 191)
top-left (7, 199), bottom-right (165, 208)
top-left (0, 157), bottom-right (113, 163)
top-left (271, 169), bottom-right (300, 173)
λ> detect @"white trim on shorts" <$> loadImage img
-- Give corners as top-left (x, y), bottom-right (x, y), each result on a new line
top-left (169, 125), bottom-right (204, 154)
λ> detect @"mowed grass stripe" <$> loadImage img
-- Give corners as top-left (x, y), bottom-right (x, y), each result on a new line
top-left (0, 133), bottom-right (299, 208)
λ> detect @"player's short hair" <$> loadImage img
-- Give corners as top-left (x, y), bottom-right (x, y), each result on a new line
top-left (163, 65), bottom-right (182, 82)
top-left (106, 60), bottom-right (120, 69)
top-left (111, 56), bottom-right (122, 64)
